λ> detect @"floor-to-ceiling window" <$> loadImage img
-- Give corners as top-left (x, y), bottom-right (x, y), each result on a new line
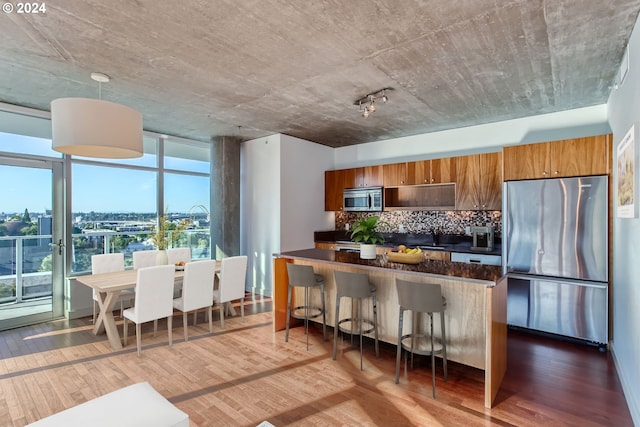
top-left (69, 136), bottom-right (211, 272)
top-left (0, 106), bottom-right (212, 328)
top-left (163, 138), bottom-right (211, 259)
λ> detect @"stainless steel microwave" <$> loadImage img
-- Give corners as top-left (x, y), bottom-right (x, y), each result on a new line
top-left (343, 187), bottom-right (383, 212)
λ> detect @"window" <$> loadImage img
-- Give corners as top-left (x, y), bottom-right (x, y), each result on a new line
top-left (71, 164), bottom-right (157, 272)
top-left (164, 139), bottom-right (210, 173)
top-left (163, 138), bottom-right (211, 259)
top-left (70, 136), bottom-right (212, 272)
top-left (0, 131), bottom-right (60, 158)
top-left (72, 135), bottom-right (157, 167)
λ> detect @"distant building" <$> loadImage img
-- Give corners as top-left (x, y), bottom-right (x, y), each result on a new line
top-left (126, 241), bottom-right (154, 253)
top-left (38, 216), bottom-right (52, 235)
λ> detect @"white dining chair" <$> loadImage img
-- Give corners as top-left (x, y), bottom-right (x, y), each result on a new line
top-left (166, 247), bottom-right (191, 298)
top-left (123, 264), bottom-right (176, 356)
top-left (172, 260), bottom-right (217, 341)
top-left (90, 253), bottom-right (133, 323)
top-left (132, 249), bottom-right (160, 269)
top-left (167, 247), bottom-right (191, 265)
top-left (213, 255), bottom-right (247, 328)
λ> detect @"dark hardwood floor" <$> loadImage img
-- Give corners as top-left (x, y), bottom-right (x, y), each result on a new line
top-left (0, 295), bottom-right (633, 426)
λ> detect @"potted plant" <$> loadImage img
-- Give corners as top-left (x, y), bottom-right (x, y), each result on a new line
top-left (150, 212), bottom-right (189, 264)
top-left (350, 214), bottom-right (386, 259)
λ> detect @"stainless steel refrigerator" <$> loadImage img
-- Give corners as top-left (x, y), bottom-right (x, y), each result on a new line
top-left (504, 175), bottom-right (608, 344)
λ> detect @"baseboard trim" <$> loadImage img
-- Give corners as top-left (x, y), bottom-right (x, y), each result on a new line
top-left (610, 341), bottom-right (640, 426)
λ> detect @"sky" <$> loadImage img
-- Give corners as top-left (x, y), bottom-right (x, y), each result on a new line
top-left (0, 132), bottom-right (210, 214)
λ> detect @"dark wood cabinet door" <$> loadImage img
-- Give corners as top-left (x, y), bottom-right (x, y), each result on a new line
top-left (324, 170), bottom-right (340, 211)
top-left (324, 168), bottom-right (356, 211)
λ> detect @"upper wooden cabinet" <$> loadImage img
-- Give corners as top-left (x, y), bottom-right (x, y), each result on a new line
top-left (383, 157), bottom-right (457, 188)
top-left (456, 152), bottom-right (502, 210)
top-left (325, 166), bottom-right (382, 210)
top-left (383, 162), bottom-right (408, 186)
top-left (410, 157), bottom-right (457, 185)
top-left (325, 169), bottom-right (355, 211)
top-left (355, 165), bottom-right (383, 187)
top-left (503, 134), bottom-right (611, 181)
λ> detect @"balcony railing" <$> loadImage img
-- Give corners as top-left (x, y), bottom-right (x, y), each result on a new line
top-left (0, 235), bottom-right (53, 304)
top-left (0, 229), bottom-right (211, 305)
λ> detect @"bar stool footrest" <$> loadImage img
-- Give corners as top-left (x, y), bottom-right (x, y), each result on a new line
top-left (337, 318), bottom-right (376, 336)
top-left (400, 334), bottom-right (445, 356)
top-left (290, 305), bottom-right (324, 320)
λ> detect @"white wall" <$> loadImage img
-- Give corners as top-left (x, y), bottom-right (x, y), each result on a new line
top-left (241, 136), bottom-right (281, 297)
top-left (607, 15), bottom-right (640, 426)
top-left (279, 134), bottom-right (334, 251)
top-left (334, 105), bottom-right (610, 167)
top-left (240, 134), bottom-right (334, 297)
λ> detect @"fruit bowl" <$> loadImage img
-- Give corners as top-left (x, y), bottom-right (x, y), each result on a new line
top-left (387, 251), bottom-right (423, 264)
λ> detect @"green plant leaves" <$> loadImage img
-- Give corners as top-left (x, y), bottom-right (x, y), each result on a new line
top-left (349, 214), bottom-right (385, 245)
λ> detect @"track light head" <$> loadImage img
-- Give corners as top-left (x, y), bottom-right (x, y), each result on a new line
top-left (354, 87), bottom-right (393, 118)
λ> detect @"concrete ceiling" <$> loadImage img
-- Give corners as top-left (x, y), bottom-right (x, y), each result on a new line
top-left (1, 0), bottom-right (639, 148)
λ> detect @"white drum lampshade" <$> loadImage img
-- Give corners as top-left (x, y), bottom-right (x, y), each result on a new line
top-left (51, 97), bottom-right (143, 158)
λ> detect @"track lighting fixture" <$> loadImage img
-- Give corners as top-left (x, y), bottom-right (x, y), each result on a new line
top-left (354, 87), bottom-right (393, 118)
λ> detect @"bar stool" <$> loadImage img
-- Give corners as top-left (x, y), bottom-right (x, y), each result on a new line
top-left (285, 263), bottom-right (327, 350)
top-left (395, 278), bottom-right (448, 398)
top-left (333, 270), bottom-right (379, 370)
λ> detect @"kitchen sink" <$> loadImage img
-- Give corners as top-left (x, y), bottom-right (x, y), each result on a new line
top-left (420, 245), bottom-right (449, 250)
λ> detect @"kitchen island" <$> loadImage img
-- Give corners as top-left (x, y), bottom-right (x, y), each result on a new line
top-left (273, 248), bottom-right (507, 408)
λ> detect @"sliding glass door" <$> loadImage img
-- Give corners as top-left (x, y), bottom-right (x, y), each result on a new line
top-left (0, 157), bottom-right (64, 330)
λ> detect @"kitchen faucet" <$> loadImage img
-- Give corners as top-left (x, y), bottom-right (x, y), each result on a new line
top-left (430, 228), bottom-right (441, 246)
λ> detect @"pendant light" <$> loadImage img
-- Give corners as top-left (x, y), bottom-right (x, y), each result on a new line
top-left (50, 72), bottom-right (143, 158)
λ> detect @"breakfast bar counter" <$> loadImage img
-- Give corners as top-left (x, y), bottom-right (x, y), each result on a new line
top-left (277, 248), bottom-right (503, 282)
top-left (273, 248), bottom-right (507, 408)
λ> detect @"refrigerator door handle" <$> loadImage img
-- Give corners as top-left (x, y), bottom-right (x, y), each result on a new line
top-left (507, 273), bottom-right (608, 289)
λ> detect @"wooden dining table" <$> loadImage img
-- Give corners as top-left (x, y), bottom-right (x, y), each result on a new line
top-left (76, 261), bottom-right (221, 351)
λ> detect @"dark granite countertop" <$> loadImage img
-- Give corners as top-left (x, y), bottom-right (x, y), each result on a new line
top-left (276, 248), bottom-right (504, 285)
top-left (314, 230), bottom-right (502, 256)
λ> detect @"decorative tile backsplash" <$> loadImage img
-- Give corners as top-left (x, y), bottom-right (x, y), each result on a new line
top-left (336, 210), bottom-right (502, 236)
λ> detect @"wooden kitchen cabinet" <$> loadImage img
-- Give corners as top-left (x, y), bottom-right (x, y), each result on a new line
top-left (324, 170), bottom-right (341, 211)
top-left (456, 152), bottom-right (502, 210)
top-left (355, 165), bottom-right (383, 187)
top-left (503, 134), bottom-right (611, 181)
top-left (411, 157), bottom-right (457, 184)
top-left (423, 250), bottom-right (451, 261)
top-left (383, 162), bottom-right (409, 186)
top-left (325, 168), bottom-right (356, 211)
top-left (324, 165), bottom-right (382, 210)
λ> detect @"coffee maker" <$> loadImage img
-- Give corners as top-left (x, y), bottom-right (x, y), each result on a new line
top-left (471, 226), bottom-right (494, 251)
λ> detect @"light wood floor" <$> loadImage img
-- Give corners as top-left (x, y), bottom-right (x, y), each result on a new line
top-left (0, 295), bottom-right (633, 427)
